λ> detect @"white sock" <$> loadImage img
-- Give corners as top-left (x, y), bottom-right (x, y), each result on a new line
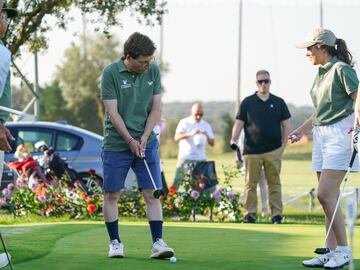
top-left (336, 246), bottom-right (350, 254)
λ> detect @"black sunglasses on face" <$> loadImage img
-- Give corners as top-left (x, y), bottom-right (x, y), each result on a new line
top-left (257, 79), bottom-right (270, 85)
top-left (195, 113), bottom-right (203, 117)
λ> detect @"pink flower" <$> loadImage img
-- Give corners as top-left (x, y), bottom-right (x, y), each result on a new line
top-left (37, 195), bottom-right (46, 202)
top-left (2, 188), bottom-right (10, 198)
top-left (190, 190), bottom-right (200, 200)
top-left (7, 183), bottom-right (15, 191)
top-left (198, 182), bottom-right (206, 190)
top-left (0, 198), bottom-right (7, 206)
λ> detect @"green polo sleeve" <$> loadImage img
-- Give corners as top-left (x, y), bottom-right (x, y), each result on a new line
top-left (337, 64), bottom-right (359, 95)
top-left (100, 64), bottom-right (117, 100)
top-left (153, 64), bottom-right (161, 95)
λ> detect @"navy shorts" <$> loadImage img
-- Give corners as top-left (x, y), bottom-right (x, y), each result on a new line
top-left (102, 139), bottom-right (162, 192)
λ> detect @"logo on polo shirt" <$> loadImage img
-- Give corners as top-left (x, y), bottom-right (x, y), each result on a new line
top-left (121, 80), bottom-right (132, 89)
top-left (270, 104), bottom-right (274, 108)
top-left (147, 81), bottom-right (154, 86)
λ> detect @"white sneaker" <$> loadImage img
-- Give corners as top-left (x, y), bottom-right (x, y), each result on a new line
top-left (324, 250), bottom-right (350, 269)
top-left (108, 239), bottom-right (124, 258)
top-left (302, 253), bottom-right (330, 268)
top-left (150, 239), bottom-right (174, 259)
top-left (0, 253), bottom-right (10, 268)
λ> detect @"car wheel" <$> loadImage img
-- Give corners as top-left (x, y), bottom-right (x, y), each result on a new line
top-left (79, 173), bottom-right (103, 193)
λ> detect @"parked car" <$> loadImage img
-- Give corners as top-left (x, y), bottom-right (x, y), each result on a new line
top-left (1, 121), bottom-right (104, 190)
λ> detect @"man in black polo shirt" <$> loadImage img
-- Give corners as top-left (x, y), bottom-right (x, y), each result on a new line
top-left (230, 69), bottom-right (291, 224)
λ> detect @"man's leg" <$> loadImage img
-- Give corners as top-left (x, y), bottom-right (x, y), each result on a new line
top-left (103, 191), bottom-right (121, 242)
top-left (263, 147), bottom-right (283, 221)
top-left (258, 167), bottom-right (269, 217)
top-left (135, 139), bottom-right (174, 258)
top-left (102, 151), bottom-right (131, 258)
top-left (243, 154), bottom-right (262, 221)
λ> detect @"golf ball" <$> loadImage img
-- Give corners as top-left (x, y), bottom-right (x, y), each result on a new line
top-left (290, 134), bottom-right (298, 142)
top-left (170, 256), bottom-right (177, 263)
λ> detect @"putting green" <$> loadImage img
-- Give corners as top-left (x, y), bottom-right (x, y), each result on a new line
top-left (1, 222), bottom-right (359, 270)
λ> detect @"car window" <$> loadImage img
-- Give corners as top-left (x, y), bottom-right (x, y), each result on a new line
top-left (17, 130), bottom-right (53, 152)
top-left (56, 132), bottom-right (80, 151)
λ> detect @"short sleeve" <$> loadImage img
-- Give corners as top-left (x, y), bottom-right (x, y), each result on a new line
top-left (337, 64), bottom-right (359, 95)
top-left (280, 99), bottom-right (291, 121)
top-left (100, 65), bottom-right (117, 100)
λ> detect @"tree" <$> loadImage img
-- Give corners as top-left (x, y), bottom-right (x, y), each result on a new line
top-left (222, 113), bottom-right (234, 153)
top-left (54, 33), bottom-right (120, 134)
top-left (40, 80), bottom-right (72, 122)
top-left (5, 0), bottom-right (165, 57)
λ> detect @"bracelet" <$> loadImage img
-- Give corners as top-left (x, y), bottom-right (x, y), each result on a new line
top-left (127, 137), bottom-right (135, 145)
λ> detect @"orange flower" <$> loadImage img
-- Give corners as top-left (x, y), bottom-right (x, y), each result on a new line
top-left (166, 197), bottom-right (172, 203)
top-left (167, 205), bottom-right (174, 210)
top-left (87, 204), bottom-right (96, 215)
top-left (169, 185), bottom-right (177, 195)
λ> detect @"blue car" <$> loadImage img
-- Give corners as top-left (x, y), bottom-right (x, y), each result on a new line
top-left (1, 121), bottom-right (104, 190)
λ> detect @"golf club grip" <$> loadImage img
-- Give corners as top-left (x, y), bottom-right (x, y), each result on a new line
top-left (236, 148), bottom-right (242, 162)
top-left (348, 149), bottom-right (357, 168)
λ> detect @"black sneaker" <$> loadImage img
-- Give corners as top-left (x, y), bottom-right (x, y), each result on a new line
top-left (271, 215), bottom-right (282, 224)
top-left (243, 214), bottom-right (256, 223)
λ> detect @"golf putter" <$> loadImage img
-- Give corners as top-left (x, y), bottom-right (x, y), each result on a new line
top-left (142, 156), bottom-right (164, 199)
top-left (0, 233), bottom-right (14, 270)
top-left (314, 148), bottom-right (357, 255)
top-left (230, 143), bottom-right (242, 164)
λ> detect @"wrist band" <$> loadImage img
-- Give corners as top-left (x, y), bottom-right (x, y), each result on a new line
top-left (127, 137), bottom-right (134, 145)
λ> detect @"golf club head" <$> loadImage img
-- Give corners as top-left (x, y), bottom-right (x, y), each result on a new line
top-left (230, 143), bottom-right (239, 151)
top-left (153, 189), bottom-right (164, 199)
top-left (314, 247), bottom-right (330, 254)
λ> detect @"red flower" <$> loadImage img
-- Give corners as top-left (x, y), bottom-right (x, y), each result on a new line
top-left (87, 204), bottom-right (96, 215)
top-left (88, 169), bottom-right (96, 175)
top-left (169, 185), bottom-right (177, 195)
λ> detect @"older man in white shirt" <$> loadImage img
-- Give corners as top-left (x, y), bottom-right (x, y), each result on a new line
top-left (173, 102), bottom-right (215, 188)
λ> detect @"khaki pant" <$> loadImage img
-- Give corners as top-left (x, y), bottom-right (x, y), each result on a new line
top-left (243, 146), bottom-right (283, 218)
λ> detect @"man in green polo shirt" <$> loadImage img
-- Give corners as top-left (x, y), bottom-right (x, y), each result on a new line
top-left (100, 32), bottom-right (174, 260)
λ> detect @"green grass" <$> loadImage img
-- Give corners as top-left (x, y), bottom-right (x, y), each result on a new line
top-left (1, 222), bottom-right (359, 270)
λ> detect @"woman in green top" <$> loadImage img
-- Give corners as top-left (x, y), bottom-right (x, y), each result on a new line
top-left (291, 28), bottom-right (358, 269)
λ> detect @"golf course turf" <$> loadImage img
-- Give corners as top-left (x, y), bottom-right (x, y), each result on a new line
top-left (0, 222), bottom-right (359, 270)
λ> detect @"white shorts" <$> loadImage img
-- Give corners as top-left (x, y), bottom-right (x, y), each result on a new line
top-left (312, 114), bottom-right (359, 172)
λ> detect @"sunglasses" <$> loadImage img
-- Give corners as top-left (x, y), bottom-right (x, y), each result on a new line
top-left (195, 113), bottom-right (203, 117)
top-left (257, 79), bottom-right (270, 85)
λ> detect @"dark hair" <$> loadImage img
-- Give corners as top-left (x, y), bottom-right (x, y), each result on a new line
top-left (123, 32), bottom-right (156, 59)
top-left (320, 39), bottom-right (353, 66)
top-left (256, 69), bottom-right (270, 78)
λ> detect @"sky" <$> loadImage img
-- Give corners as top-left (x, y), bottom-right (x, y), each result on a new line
top-left (15, 0), bottom-right (360, 107)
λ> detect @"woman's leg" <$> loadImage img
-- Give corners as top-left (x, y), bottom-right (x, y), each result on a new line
top-left (317, 169), bottom-right (347, 249)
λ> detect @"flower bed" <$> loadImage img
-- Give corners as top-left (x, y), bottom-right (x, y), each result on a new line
top-left (1, 166), bottom-right (242, 222)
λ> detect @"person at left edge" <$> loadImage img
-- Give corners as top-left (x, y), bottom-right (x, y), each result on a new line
top-left (0, 1), bottom-right (18, 268)
top-left (100, 32), bottom-right (175, 260)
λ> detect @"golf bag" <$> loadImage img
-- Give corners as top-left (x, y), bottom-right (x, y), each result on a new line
top-left (36, 143), bottom-right (88, 193)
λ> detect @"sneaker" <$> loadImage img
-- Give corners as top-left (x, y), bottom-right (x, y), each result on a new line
top-left (243, 214), bottom-right (256, 223)
top-left (0, 253), bottom-right (10, 268)
top-left (271, 215), bottom-right (283, 224)
top-left (150, 239), bottom-right (174, 259)
top-left (108, 239), bottom-right (124, 258)
top-left (302, 253), bottom-right (330, 268)
top-left (323, 250), bottom-right (350, 269)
